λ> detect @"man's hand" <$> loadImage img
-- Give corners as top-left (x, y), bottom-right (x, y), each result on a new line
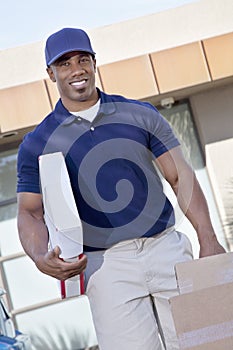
top-left (35, 246), bottom-right (87, 280)
top-left (199, 235), bottom-right (226, 258)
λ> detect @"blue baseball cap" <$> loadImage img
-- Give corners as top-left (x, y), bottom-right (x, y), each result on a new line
top-left (45, 27), bottom-right (96, 66)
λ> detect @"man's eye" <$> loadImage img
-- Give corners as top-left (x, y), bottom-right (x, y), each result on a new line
top-left (57, 60), bottom-right (69, 67)
top-left (80, 57), bottom-right (90, 64)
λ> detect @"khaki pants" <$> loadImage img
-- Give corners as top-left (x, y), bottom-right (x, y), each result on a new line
top-left (85, 229), bottom-right (193, 350)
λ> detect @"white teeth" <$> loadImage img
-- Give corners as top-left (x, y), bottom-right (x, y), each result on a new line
top-left (71, 80), bottom-right (86, 86)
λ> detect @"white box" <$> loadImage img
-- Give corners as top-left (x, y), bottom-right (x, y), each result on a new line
top-left (39, 152), bottom-right (84, 298)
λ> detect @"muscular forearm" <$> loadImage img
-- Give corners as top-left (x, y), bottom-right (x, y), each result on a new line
top-left (17, 192), bottom-right (87, 279)
top-left (17, 211), bottom-right (49, 263)
top-left (18, 210), bottom-right (87, 279)
top-left (172, 167), bottom-right (214, 240)
top-left (171, 166), bottom-right (226, 256)
top-left (156, 146), bottom-right (226, 257)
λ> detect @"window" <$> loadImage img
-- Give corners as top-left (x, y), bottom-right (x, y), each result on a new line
top-left (158, 100), bottom-right (203, 169)
top-left (157, 100), bottom-right (227, 256)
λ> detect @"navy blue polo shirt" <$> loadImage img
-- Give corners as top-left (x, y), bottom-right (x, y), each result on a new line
top-left (17, 89), bottom-right (180, 250)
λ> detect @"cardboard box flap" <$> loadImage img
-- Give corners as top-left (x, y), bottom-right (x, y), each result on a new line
top-left (175, 252), bottom-right (233, 294)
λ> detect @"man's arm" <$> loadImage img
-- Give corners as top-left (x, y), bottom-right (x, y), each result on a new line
top-left (17, 192), bottom-right (87, 279)
top-left (155, 146), bottom-right (226, 257)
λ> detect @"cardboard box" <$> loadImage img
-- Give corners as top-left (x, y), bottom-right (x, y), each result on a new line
top-left (175, 252), bottom-right (233, 294)
top-left (170, 282), bottom-right (233, 350)
top-left (170, 253), bottom-right (233, 349)
top-left (39, 152), bottom-right (84, 298)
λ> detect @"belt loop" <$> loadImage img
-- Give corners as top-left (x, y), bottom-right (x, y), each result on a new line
top-left (135, 237), bottom-right (147, 253)
top-left (134, 239), bottom-right (141, 250)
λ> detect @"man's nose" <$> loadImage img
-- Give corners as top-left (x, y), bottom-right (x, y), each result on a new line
top-left (71, 60), bottom-right (85, 75)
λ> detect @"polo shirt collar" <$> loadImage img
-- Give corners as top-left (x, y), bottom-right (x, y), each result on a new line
top-left (53, 88), bottom-right (116, 124)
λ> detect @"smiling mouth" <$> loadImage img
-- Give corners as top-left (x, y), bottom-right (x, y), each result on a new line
top-left (70, 80), bottom-right (87, 87)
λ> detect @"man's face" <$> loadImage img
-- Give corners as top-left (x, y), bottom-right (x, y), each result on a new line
top-left (47, 51), bottom-right (98, 111)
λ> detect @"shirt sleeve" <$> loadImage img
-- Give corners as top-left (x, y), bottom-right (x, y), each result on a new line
top-left (147, 106), bottom-right (180, 158)
top-left (17, 133), bottom-right (41, 194)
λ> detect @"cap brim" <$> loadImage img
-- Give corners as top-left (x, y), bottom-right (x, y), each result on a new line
top-left (47, 48), bottom-right (96, 66)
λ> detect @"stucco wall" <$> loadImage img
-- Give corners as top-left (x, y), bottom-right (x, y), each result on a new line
top-left (206, 138), bottom-right (233, 249)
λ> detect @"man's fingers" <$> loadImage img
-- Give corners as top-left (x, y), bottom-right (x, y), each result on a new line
top-left (43, 250), bottom-right (87, 279)
top-left (53, 245), bottom-right (61, 257)
top-left (46, 246), bottom-right (61, 260)
top-left (79, 254), bottom-right (87, 264)
top-left (63, 254), bottom-right (87, 269)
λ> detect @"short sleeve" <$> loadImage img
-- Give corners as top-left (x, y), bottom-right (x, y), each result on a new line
top-left (17, 134), bottom-right (41, 194)
top-left (147, 108), bottom-right (180, 158)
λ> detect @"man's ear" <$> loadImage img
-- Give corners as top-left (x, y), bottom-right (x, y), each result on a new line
top-left (93, 58), bottom-right (97, 73)
top-left (46, 66), bottom-right (56, 82)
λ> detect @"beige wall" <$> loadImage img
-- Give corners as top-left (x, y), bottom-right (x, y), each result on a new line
top-left (99, 55), bottom-right (159, 99)
top-left (87, 0), bottom-right (233, 66)
top-left (0, 81), bottom-right (52, 133)
top-left (206, 139), bottom-right (233, 249)
top-left (203, 32), bottom-right (233, 80)
top-left (0, 42), bottom-right (45, 89)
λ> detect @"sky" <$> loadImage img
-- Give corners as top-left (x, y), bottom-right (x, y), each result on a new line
top-left (0, 0), bottom-right (198, 50)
